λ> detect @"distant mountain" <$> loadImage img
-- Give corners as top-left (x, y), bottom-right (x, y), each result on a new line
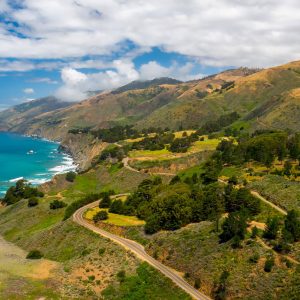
top-left (0, 96), bottom-right (72, 133)
top-left (1, 62), bottom-right (300, 141)
top-left (112, 77), bottom-right (182, 94)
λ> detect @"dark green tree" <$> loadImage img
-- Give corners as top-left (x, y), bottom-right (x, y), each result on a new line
top-left (263, 217), bottom-right (280, 240)
top-left (219, 211), bottom-right (248, 244)
top-left (284, 210), bottom-right (300, 242)
top-left (99, 193), bottom-right (111, 208)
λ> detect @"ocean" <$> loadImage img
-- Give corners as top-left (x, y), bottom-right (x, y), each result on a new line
top-left (0, 132), bottom-right (77, 196)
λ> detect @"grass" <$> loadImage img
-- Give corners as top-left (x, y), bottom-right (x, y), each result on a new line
top-left (174, 130), bottom-right (196, 138)
top-left (85, 208), bottom-right (145, 227)
top-left (0, 164), bottom-right (188, 298)
top-left (128, 138), bottom-right (219, 162)
top-left (189, 138), bottom-right (220, 152)
top-left (0, 235), bottom-right (60, 299)
top-left (102, 262), bottom-right (191, 300)
top-left (248, 175), bottom-right (300, 211)
top-left (129, 148), bottom-right (170, 159)
top-left (220, 166), bottom-right (242, 178)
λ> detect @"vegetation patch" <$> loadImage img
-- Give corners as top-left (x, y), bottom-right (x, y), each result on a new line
top-left (85, 208), bottom-right (145, 227)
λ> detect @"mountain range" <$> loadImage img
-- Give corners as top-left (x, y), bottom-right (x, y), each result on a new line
top-left (1, 61), bottom-right (300, 142)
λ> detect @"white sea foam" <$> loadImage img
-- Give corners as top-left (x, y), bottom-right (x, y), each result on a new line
top-left (9, 177), bottom-right (24, 183)
top-left (28, 178), bottom-right (49, 185)
top-left (49, 154), bottom-right (77, 175)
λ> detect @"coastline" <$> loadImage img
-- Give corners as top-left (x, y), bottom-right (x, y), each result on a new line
top-left (0, 132), bottom-right (78, 195)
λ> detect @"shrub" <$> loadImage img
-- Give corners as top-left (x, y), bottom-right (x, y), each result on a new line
top-left (194, 278), bottom-right (201, 289)
top-left (26, 250), bottom-right (43, 259)
top-left (50, 199), bottom-right (67, 209)
top-left (117, 270), bottom-right (126, 282)
top-left (65, 171), bottom-right (76, 182)
top-left (28, 197), bottom-right (39, 207)
top-left (93, 210), bottom-right (108, 223)
top-left (249, 253), bottom-right (260, 263)
top-left (98, 248), bottom-right (105, 255)
top-left (264, 257), bottom-right (275, 272)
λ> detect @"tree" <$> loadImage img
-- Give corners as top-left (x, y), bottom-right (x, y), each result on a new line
top-left (263, 217), bottom-right (280, 240)
top-left (144, 214), bottom-right (161, 234)
top-left (109, 200), bottom-right (124, 214)
top-left (219, 211), bottom-right (248, 244)
top-left (65, 171), bottom-right (76, 182)
top-left (93, 210), bottom-right (108, 223)
top-left (284, 210), bottom-right (300, 242)
top-left (99, 193), bottom-right (111, 208)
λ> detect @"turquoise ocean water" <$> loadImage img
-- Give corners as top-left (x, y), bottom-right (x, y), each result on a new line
top-left (0, 132), bottom-right (76, 196)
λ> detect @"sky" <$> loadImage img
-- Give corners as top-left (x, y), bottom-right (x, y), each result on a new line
top-left (0, 0), bottom-right (300, 108)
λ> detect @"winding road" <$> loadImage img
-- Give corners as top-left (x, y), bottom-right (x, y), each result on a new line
top-left (73, 200), bottom-right (212, 300)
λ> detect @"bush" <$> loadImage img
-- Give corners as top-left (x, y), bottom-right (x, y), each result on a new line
top-left (26, 250), bottom-right (43, 259)
top-left (93, 210), bottom-right (108, 223)
top-left (194, 278), bottom-right (201, 289)
top-left (27, 197), bottom-right (39, 207)
top-left (50, 199), bottom-right (67, 209)
top-left (117, 270), bottom-right (126, 282)
top-left (65, 171), bottom-right (76, 182)
top-left (98, 248), bottom-right (105, 255)
top-left (264, 257), bottom-right (275, 272)
top-left (249, 253), bottom-right (260, 263)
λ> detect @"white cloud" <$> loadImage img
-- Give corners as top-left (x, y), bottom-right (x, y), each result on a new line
top-left (0, 0), bottom-right (299, 68)
top-left (23, 88), bottom-right (34, 94)
top-left (0, 0), bottom-right (8, 12)
top-left (28, 77), bottom-right (58, 84)
top-left (55, 60), bottom-right (140, 101)
top-left (55, 59), bottom-right (205, 101)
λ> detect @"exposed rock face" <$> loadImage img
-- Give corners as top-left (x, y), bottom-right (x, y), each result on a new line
top-left (59, 133), bottom-right (107, 171)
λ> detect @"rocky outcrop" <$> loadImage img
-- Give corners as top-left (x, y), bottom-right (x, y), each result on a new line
top-left (59, 133), bottom-right (107, 171)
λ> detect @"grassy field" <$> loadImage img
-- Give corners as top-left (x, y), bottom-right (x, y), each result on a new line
top-left (128, 137), bottom-right (219, 162)
top-left (85, 208), bottom-right (145, 227)
top-left (130, 151), bottom-right (212, 174)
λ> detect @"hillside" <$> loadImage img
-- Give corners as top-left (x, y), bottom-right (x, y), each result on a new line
top-left (1, 61), bottom-right (300, 169)
top-left (0, 67), bottom-right (258, 141)
top-left (0, 97), bottom-right (72, 133)
top-left (138, 61), bottom-right (300, 130)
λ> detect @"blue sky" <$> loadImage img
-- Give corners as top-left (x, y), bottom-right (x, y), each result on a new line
top-left (0, 0), bottom-right (299, 108)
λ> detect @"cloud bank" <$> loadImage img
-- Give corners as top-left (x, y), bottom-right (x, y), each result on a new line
top-left (0, 0), bottom-right (299, 68)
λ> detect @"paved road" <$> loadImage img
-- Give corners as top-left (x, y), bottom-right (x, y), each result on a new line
top-left (73, 200), bottom-right (211, 300)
